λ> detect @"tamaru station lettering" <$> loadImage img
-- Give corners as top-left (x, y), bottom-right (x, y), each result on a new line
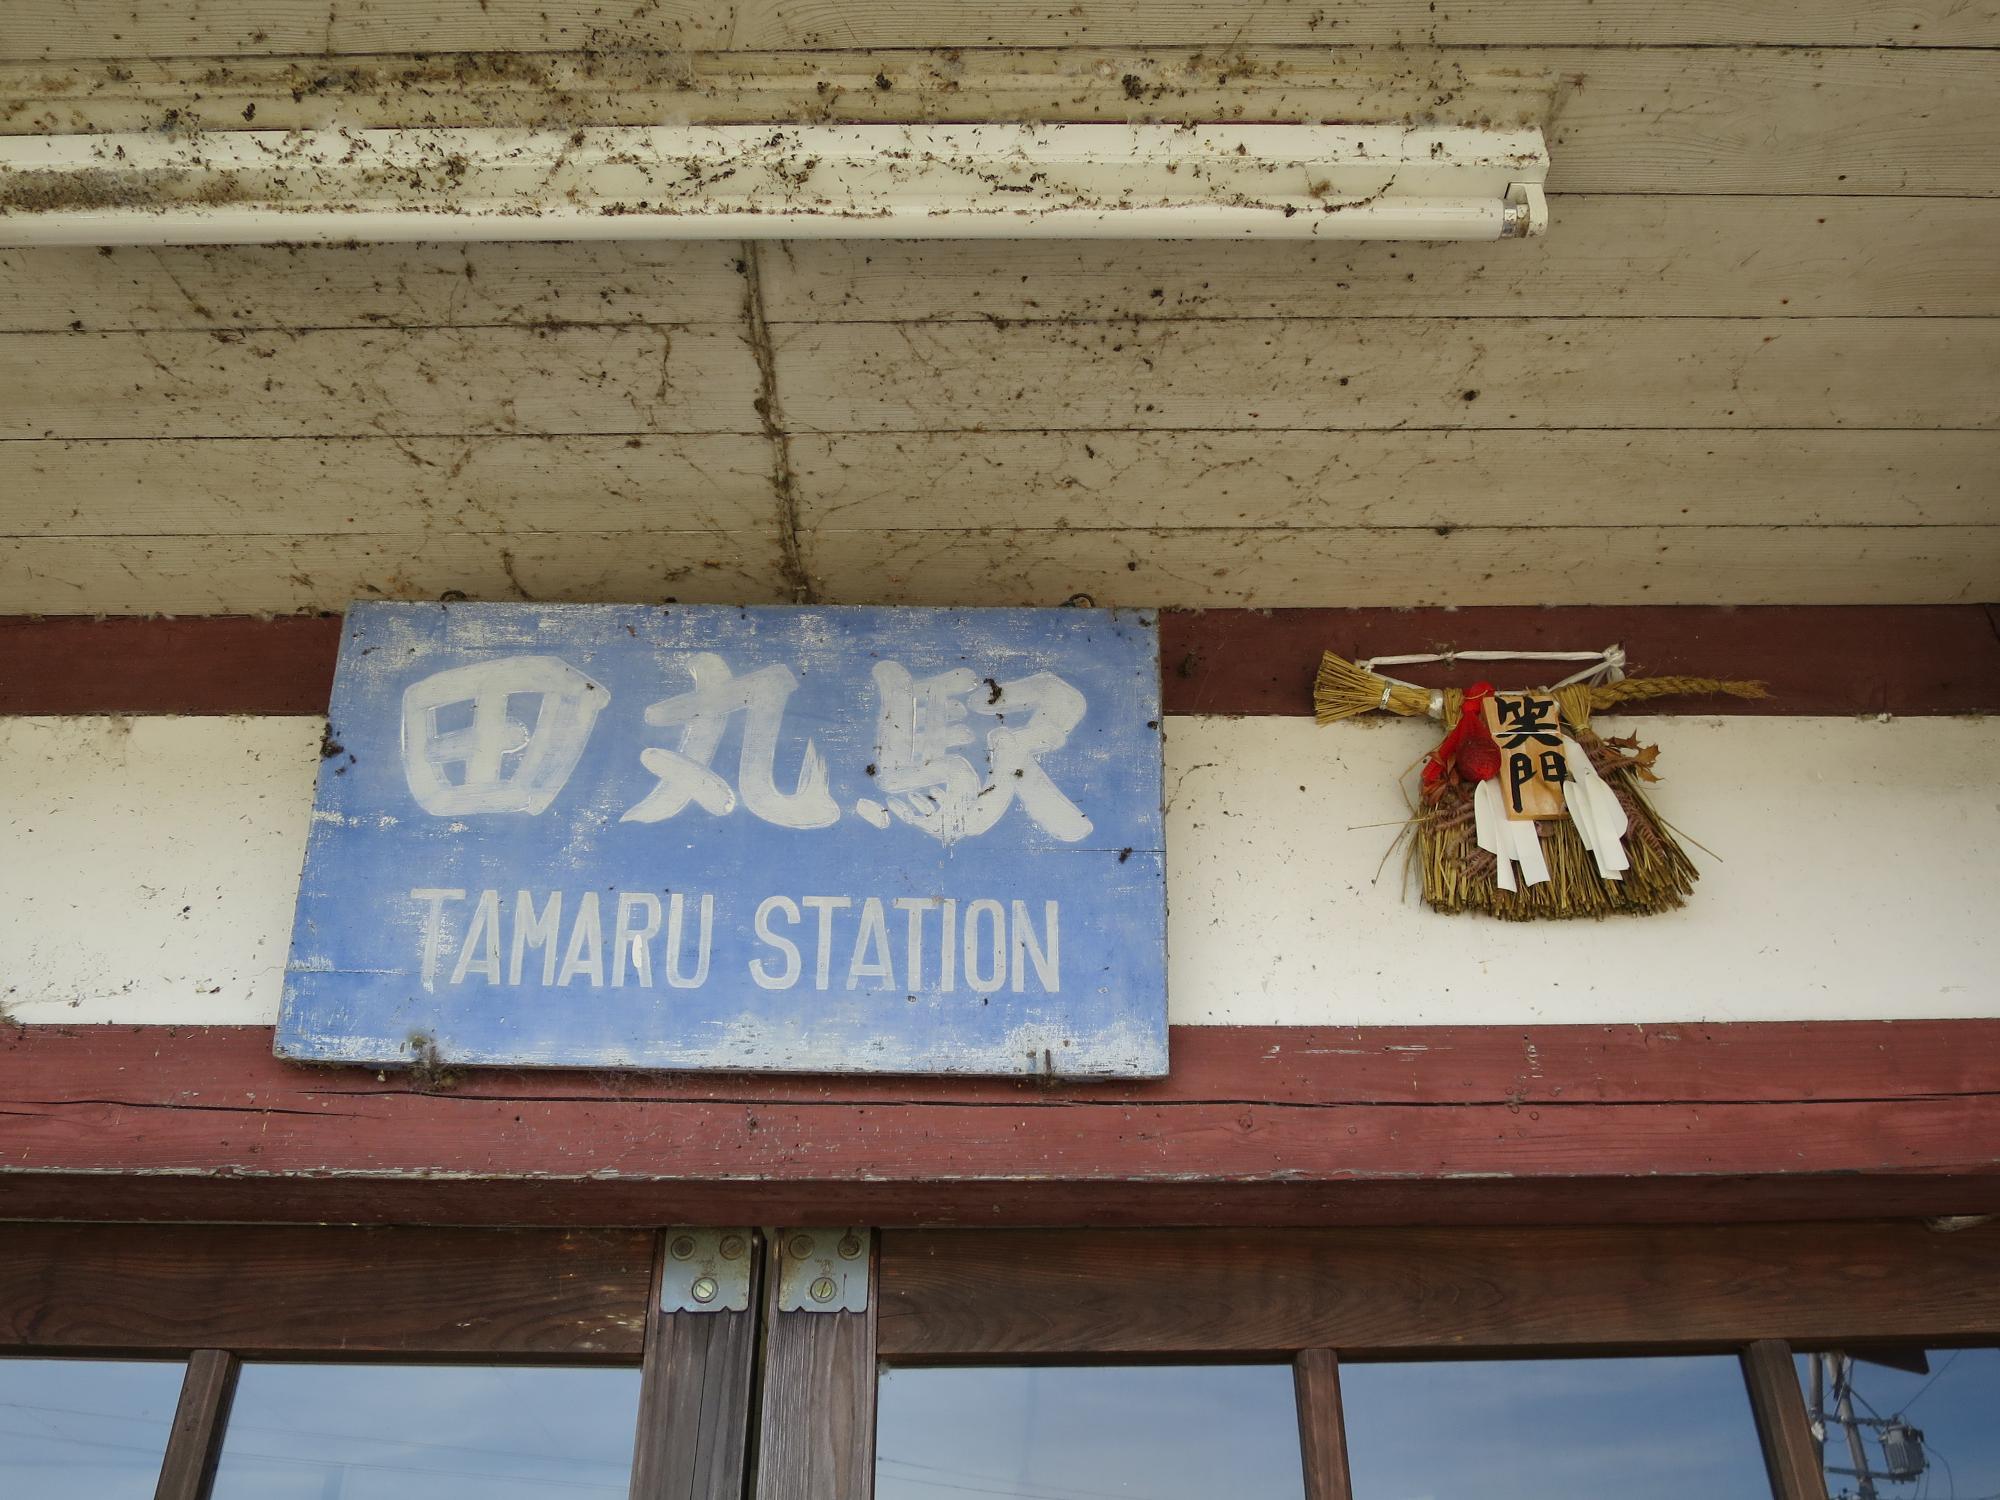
top-left (413, 888), bottom-right (1064, 998)
top-left (278, 603), bottom-right (1166, 1077)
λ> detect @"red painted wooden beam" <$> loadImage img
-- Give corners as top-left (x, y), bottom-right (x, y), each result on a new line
top-left (3, 607), bottom-right (1996, 717)
top-left (3, 1022), bottom-right (1996, 1229)
top-left (0, 614), bottom-right (342, 716)
top-left (1159, 603), bottom-right (2000, 717)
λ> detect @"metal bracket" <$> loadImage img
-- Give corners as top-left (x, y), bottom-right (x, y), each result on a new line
top-left (1502, 181), bottom-right (1549, 239)
top-left (660, 1228), bottom-right (754, 1313)
top-left (774, 1228), bottom-right (872, 1313)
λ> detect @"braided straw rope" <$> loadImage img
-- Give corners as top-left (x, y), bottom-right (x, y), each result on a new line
top-left (1315, 652), bottom-right (1767, 727)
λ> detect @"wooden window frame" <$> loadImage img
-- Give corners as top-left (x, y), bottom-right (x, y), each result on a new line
top-left (870, 1222), bottom-right (2000, 1500)
top-left (0, 1224), bottom-right (725, 1500)
top-left (2, 1219), bottom-right (1995, 1500)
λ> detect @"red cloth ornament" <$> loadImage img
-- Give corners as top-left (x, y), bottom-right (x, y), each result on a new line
top-left (1423, 682), bottom-right (1501, 787)
top-left (1455, 721), bottom-right (1501, 782)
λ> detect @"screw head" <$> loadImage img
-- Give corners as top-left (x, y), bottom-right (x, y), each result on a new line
top-left (837, 1233), bottom-right (864, 1260)
top-left (719, 1234), bottom-right (747, 1260)
top-left (668, 1234), bottom-right (697, 1260)
top-left (809, 1276), bottom-right (837, 1304)
top-left (788, 1233), bottom-right (816, 1260)
top-left (690, 1276), bottom-right (718, 1304)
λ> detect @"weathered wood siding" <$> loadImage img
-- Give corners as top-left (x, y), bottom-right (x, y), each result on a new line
top-left (1, 9), bottom-right (1995, 612)
top-left (12, 2), bottom-right (1998, 55)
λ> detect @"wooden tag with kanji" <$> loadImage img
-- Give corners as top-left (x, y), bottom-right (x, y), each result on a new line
top-left (1482, 691), bottom-right (1568, 821)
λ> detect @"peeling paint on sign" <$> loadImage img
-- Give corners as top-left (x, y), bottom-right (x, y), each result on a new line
top-left (277, 602), bottom-right (1166, 1077)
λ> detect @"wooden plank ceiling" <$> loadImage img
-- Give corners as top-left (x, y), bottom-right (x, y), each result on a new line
top-left (1, 2), bottom-right (1996, 614)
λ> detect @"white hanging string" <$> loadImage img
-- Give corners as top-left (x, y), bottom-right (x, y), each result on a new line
top-left (1356, 645), bottom-right (1627, 718)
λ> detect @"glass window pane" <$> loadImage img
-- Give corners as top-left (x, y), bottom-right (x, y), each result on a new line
top-left (1797, 1347), bottom-right (2000, 1500)
top-left (207, 1363), bottom-right (641, 1500)
top-left (1341, 1355), bottom-right (1772, 1500)
top-left (876, 1364), bottom-right (1306, 1499)
top-left (0, 1355), bottom-right (185, 1499)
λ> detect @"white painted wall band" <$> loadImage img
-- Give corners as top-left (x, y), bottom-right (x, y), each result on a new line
top-left (1, 714), bottom-right (1992, 1028)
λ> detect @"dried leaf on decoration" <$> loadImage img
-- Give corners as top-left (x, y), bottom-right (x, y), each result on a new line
top-left (1604, 734), bottom-right (1664, 782)
top-left (1313, 647), bottom-right (1766, 920)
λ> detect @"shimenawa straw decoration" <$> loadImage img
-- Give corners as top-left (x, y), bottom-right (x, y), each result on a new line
top-left (1314, 645), bottom-right (1767, 920)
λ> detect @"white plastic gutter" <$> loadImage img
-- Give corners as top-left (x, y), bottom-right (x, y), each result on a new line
top-left (0, 123), bottom-right (1549, 245)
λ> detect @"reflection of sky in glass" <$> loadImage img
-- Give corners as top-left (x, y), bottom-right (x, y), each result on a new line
top-left (1342, 1355), bottom-right (1773, 1500)
top-left (0, 1356), bottom-right (185, 1499)
top-left (208, 1363), bottom-right (641, 1500)
top-left (876, 1364), bottom-right (1307, 1500)
top-left (1797, 1348), bottom-right (2000, 1500)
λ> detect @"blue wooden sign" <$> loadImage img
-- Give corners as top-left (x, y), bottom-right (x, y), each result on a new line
top-left (277, 603), bottom-right (1166, 1077)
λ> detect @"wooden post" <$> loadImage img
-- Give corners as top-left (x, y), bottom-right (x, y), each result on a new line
top-left (153, 1349), bottom-right (238, 1500)
top-left (630, 1231), bottom-right (762, 1500)
top-left (1294, 1349), bottom-right (1356, 1500)
top-left (752, 1233), bottom-right (878, 1500)
top-left (1742, 1339), bottom-right (1831, 1500)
